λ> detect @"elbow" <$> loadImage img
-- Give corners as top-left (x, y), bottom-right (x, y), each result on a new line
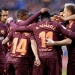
top-left (67, 39), bottom-right (72, 45)
top-left (68, 41), bottom-right (72, 44)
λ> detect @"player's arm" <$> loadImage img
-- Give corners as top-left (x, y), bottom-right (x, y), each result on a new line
top-left (54, 14), bottom-right (75, 22)
top-left (65, 14), bottom-right (75, 21)
top-left (31, 39), bottom-right (41, 66)
top-left (6, 19), bottom-right (36, 32)
top-left (30, 34), bottom-right (40, 66)
top-left (2, 29), bottom-right (13, 45)
top-left (57, 23), bottom-right (75, 39)
top-left (45, 38), bottom-right (72, 46)
top-left (2, 37), bottom-right (10, 45)
top-left (10, 22), bottom-right (35, 32)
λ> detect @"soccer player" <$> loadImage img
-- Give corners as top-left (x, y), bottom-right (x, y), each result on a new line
top-left (2, 25), bottom-right (40, 75)
top-left (0, 7), bottom-right (9, 75)
top-left (3, 8), bottom-right (49, 75)
top-left (2, 10), bottom-right (40, 75)
top-left (4, 9), bottom-right (30, 75)
top-left (46, 3), bottom-right (75, 75)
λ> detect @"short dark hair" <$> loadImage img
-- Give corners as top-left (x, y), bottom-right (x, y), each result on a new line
top-left (17, 9), bottom-right (29, 18)
top-left (59, 7), bottom-right (64, 12)
top-left (41, 11), bottom-right (50, 19)
top-left (50, 12), bottom-right (58, 17)
top-left (0, 7), bottom-right (8, 21)
top-left (1, 7), bottom-right (8, 11)
top-left (0, 7), bottom-right (8, 17)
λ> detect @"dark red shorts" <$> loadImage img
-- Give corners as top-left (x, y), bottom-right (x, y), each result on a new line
top-left (33, 58), bottom-right (60, 75)
top-left (67, 61), bottom-right (75, 75)
top-left (0, 51), bottom-right (6, 73)
top-left (16, 63), bottom-right (29, 75)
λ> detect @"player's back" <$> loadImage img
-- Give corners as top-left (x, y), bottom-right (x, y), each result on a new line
top-left (32, 21), bottom-right (62, 58)
top-left (10, 21), bottom-right (32, 56)
top-left (10, 30), bottom-right (31, 57)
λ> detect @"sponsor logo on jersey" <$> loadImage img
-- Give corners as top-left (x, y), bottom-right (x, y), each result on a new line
top-left (1, 30), bottom-right (5, 34)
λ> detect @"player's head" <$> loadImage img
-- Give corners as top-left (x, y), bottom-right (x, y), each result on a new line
top-left (63, 3), bottom-right (75, 18)
top-left (0, 7), bottom-right (9, 23)
top-left (17, 9), bottom-right (29, 20)
top-left (59, 7), bottom-right (64, 17)
top-left (41, 11), bottom-right (50, 21)
top-left (50, 12), bottom-right (58, 22)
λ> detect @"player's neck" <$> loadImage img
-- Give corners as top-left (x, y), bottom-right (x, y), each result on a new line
top-left (42, 18), bottom-right (49, 21)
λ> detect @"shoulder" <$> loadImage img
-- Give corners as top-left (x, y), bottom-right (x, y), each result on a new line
top-left (28, 23), bottom-right (37, 28)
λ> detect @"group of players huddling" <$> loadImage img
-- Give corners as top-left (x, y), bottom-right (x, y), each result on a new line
top-left (0, 2), bottom-right (75, 75)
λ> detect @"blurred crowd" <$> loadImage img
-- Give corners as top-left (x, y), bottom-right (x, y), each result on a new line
top-left (0, 0), bottom-right (75, 16)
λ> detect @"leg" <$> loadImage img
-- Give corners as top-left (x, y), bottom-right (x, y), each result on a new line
top-left (16, 64), bottom-right (29, 75)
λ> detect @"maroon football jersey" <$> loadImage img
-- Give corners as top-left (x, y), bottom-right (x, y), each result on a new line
top-left (0, 22), bottom-right (8, 52)
top-left (7, 28), bottom-right (34, 57)
top-left (66, 21), bottom-right (75, 61)
top-left (0, 22), bottom-right (8, 72)
top-left (0, 22), bottom-right (8, 38)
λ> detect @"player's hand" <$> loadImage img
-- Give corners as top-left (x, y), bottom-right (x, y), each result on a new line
top-left (34, 58), bottom-right (41, 66)
top-left (54, 15), bottom-right (66, 22)
top-left (40, 8), bottom-right (50, 13)
top-left (6, 17), bottom-right (13, 24)
top-left (45, 38), bottom-right (54, 46)
top-left (4, 69), bottom-right (6, 73)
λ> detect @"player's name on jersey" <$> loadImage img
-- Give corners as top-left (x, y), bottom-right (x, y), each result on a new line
top-left (39, 23), bottom-right (56, 30)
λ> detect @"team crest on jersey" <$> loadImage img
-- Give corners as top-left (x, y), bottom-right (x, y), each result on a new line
top-left (36, 26), bottom-right (39, 29)
top-left (1, 30), bottom-right (5, 34)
